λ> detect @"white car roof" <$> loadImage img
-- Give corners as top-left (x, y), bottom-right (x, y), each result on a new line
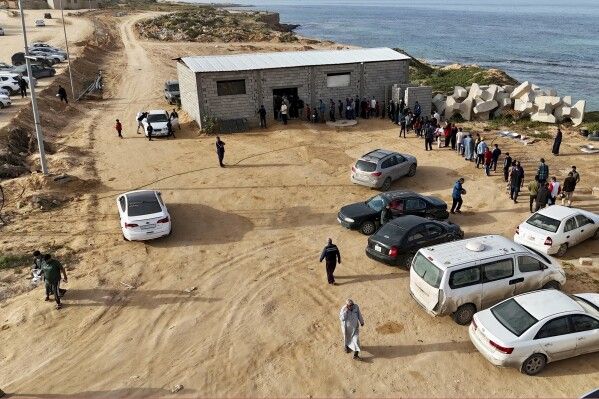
top-left (122, 189), bottom-right (159, 197)
top-left (534, 205), bottom-right (580, 220)
top-left (514, 290), bottom-right (582, 320)
top-left (418, 235), bottom-right (527, 270)
top-left (148, 109), bottom-right (167, 115)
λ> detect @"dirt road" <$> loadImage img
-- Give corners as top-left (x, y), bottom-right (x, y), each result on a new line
top-left (1, 12), bottom-right (598, 397)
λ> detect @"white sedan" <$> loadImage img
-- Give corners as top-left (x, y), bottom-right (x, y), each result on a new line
top-left (117, 190), bottom-right (171, 241)
top-left (141, 109), bottom-right (178, 137)
top-left (469, 290), bottom-right (599, 375)
top-left (514, 205), bottom-right (599, 256)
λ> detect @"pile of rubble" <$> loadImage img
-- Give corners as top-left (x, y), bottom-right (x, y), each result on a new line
top-left (433, 81), bottom-right (586, 126)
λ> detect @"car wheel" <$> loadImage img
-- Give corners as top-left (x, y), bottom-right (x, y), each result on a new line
top-left (122, 234), bottom-right (129, 241)
top-left (407, 164), bottom-right (417, 177)
top-left (521, 354), bottom-right (547, 376)
top-left (593, 228), bottom-right (599, 239)
top-left (401, 253), bottom-right (415, 268)
top-left (380, 177), bottom-right (392, 191)
top-left (556, 243), bottom-right (568, 257)
top-left (0, 102), bottom-right (4, 109)
top-left (452, 304), bottom-right (476, 325)
top-left (360, 221), bottom-right (376, 235)
top-left (542, 281), bottom-right (560, 290)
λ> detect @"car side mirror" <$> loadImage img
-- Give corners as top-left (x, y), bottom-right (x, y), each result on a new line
top-left (540, 264), bottom-right (548, 270)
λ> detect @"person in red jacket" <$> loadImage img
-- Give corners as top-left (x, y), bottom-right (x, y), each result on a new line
top-left (444, 123), bottom-right (452, 147)
top-left (115, 119), bottom-right (123, 139)
top-left (484, 147), bottom-right (493, 176)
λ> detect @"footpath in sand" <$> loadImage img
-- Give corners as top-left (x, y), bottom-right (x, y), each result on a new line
top-left (1, 11), bottom-right (599, 397)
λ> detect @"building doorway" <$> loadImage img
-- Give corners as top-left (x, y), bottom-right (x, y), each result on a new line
top-left (273, 87), bottom-right (299, 119)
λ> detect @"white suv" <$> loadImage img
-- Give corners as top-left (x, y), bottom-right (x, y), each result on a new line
top-left (0, 74), bottom-right (20, 94)
top-left (409, 235), bottom-right (566, 325)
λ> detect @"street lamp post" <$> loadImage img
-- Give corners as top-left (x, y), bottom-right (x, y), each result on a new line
top-left (59, 0), bottom-right (76, 100)
top-left (17, 0), bottom-right (48, 175)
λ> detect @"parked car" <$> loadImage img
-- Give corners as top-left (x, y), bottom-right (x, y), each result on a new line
top-left (35, 20), bottom-right (45, 27)
top-left (514, 205), bottom-right (599, 256)
top-left (11, 64), bottom-right (56, 78)
top-left (366, 215), bottom-right (463, 266)
top-left (29, 48), bottom-right (66, 62)
top-left (469, 290), bottom-right (599, 375)
top-left (11, 53), bottom-right (26, 66)
top-left (0, 74), bottom-right (20, 93)
top-left (117, 190), bottom-right (171, 241)
top-left (581, 388), bottom-right (599, 398)
top-left (0, 94), bottom-right (11, 108)
top-left (164, 80), bottom-right (180, 104)
top-left (0, 88), bottom-right (10, 97)
top-left (28, 53), bottom-right (59, 66)
top-left (338, 190), bottom-right (449, 235)
top-left (409, 235), bottom-right (566, 325)
top-left (0, 62), bottom-right (12, 71)
top-left (350, 149), bottom-right (417, 191)
top-left (141, 110), bottom-right (176, 137)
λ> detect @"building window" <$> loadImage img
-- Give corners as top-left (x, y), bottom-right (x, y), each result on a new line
top-left (326, 72), bottom-right (350, 88)
top-left (217, 79), bottom-right (246, 96)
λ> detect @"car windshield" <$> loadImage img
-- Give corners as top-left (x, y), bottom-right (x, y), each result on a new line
top-left (491, 298), bottom-right (538, 337)
top-left (412, 253), bottom-right (443, 288)
top-left (366, 195), bottom-right (386, 212)
top-left (571, 295), bottom-right (599, 318)
top-left (526, 213), bottom-right (561, 233)
top-left (355, 160), bottom-right (377, 172)
top-left (147, 113), bottom-right (168, 123)
top-left (168, 83), bottom-right (179, 91)
top-left (127, 193), bottom-right (162, 216)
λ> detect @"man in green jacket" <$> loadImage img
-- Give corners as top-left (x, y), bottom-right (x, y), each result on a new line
top-left (42, 254), bottom-right (67, 309)
top-left (528, 175), bottom-right (540, 213)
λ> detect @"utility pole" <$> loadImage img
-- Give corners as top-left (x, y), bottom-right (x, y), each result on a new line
top-left (18, 0), bottom-right (48, 175)
top-left (59, 0), bottom-right (76, 100)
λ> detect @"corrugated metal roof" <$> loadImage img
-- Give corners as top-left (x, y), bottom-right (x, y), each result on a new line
top-left (180, 47), bottom-right (410, 73)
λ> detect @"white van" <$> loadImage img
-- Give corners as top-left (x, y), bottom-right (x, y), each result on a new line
top-left (409, 235), bottom-right (566, 325)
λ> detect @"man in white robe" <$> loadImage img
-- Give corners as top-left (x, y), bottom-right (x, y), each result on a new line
top-left (339, 299), bottom-right (364, 359)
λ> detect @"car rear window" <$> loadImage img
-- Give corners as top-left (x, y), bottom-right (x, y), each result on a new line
top-left (491, 298), bottom-right (538, 337)
top-left (355, 160), bottom-right (377, 172)
top-left (412, 253), bottom-right (443, 288)
top-left (526, 213), bottom-right (560, 233)
top-left (127, 193), bottom-right (162, 216)
top-left (168, 83), bottom-right (179, 91)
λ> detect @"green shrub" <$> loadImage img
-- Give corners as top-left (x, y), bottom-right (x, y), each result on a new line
top-left (0, 254), bottom-right (30, 270)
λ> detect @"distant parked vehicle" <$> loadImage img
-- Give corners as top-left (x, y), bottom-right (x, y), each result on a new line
top-left (351, 149), bottom-right (417, 191)
top-left (0, 94), bottom-right (11, 108)
top-left (28, 51), bottom-right (62, 65)
top-left (117, 190), bottom-right (171, 241)
top-left (514, 205), bottom-right (599, 257)
top-left (337, 190), bottom-right (449, 235)
top-left (11, 53), bottom-right (25, 66)
top-left (366, 215), bottom-right (463, 266)
top-left (409, 235), bottom-right (566, 325)
top-left (11, 64), bottom-right (56, 79)
top-left (35, 20), bottom-right (45, 27)
top-left (469, 290), bottom-right (599, 375)
top-left (141, 110), bottom-right (177, 137)
top-left (28, 47), bottom-right (67, 61)
top-left (0, 74), bottom-right (20, 93)
top-left (0, 62), bottom-right (12, 71)
top-left (0, 88), bottom-right (10, 97)
top-left (164, 80), bottom-right (180, 105)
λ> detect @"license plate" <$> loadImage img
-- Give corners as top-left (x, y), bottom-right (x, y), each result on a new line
top-left (141, 224), bottom-right (156, 230)
top-left (375, 245), bottom-right (382, 252)
top-left (527, 235), bottom-right (535, 241)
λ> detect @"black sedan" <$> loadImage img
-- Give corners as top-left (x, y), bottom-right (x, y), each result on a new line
top-left (337, 190), bottom-right (449, 235)
top-left (365, 215), bottom-right (463, 266)
top-left (11, 64), bottom-right (56, 79)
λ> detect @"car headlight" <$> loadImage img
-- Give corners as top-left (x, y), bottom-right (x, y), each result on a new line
top-left (344, 217), bottom-right (354, 223)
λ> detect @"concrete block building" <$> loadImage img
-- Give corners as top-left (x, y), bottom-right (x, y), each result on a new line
top-left (176, 48), bottom-right (410, 129)
top-left (46, 0), bottom-right (97, 9)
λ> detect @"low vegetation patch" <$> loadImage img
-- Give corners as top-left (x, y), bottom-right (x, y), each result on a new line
top-left (0, 254), bottom-right (30, 270)
top-left (487, 116), bottom-right (550, 132)
top-left (136, 8), bottom-right (298, 43)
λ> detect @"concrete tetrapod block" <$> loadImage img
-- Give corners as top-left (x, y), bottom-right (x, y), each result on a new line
top-left (535, 96), bottom-right (562, 108)
top-left (458, 97), bottom-right (474, 121)
top-left (554, 105), bottom-right (572, 121)
top-left (473, 100), bottom-right (498, 114)
top-left (514, 99), bottom-right (536, 115)
top-left (531, 112), bottom-right (557, 123)
top-left (502, 85), bottom-right (515, 94)
top-left (480, 84), bottom-right (499, 101)
top-left (510, 81), bottom-right (532, 99)
top-left (474, 111), bottom-right (490, 121)
top-left (546, 88), bottom-right (558, 96)
top-left (498, 96), bottom-right (512, 108)
top-left (445, 96), bottom-right (459, 116)
top-left (468, 83), bottom-right (483, 99)
top-left (453, 86), bottom-right (468, 100)
top-left (571, 100), bottom-right (586, 126)
top-left (562, 96), bottom-right (572, 106)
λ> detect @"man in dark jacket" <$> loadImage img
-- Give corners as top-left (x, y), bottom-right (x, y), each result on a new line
top-left (258, 105), bottom-right (267, 128)
top-left (19, 76), bottom-right (28, 98)
top-left (562, 172), bottom-right (577, 207)
top-left (491, 144), bottom-right (501, 172)
top-left (57, 85), bottom-right (68, 104)
top-left (503, 152), bottom-right (512, 182)
top-left (535, 182), bottom-right (551, 211)
top-left (424, 122), bottom-right (435, 151)
top-left (216, 136), bottom-right (225, 167)
top-left (451, 178), bottom-right (465, 214)
top-left (319, 238), bottom-right (341, 285)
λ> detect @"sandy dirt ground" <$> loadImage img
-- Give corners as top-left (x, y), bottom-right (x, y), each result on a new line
top-left (0, 9), bottom-right (93, 129)
top-left (1, 11), bottom-right (599, 398)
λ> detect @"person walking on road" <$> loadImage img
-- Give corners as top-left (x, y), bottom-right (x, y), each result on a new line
top-left (380, 204), bottom-right (393, 225)
top-left (535, 182), bottom-right (551, 211)
top-left (216, 136), bottom-right (225, 167)
top-left (552, 128), bottom-right (562, 156)
top-left (258, 105), bottom-right (267, 128)
top-left (42, 254), bottom-right (67, 310)
top-left (19, 76), bottom-right (28, 98)
top-left (509, 161), bottom-right (524, 203)
top-left (528, 175), bottom-right (540, 213)
top-left (491, 144), bottom-right (501, 172)
top-left (280, 103), bottom-right (288, 125)
top-left (146, 123), bottom-right (153, 141)
top-left (562, 172), bottom-right (576, 207)
top-left (424, 122), bottom-right (434, 151)
top-left (537, 158), bottom-right (549, 184)
top-left (451, 178), bottom-right (465, 214)
top-left (320, 238), bottom-right (341, 285)
top-left (502, 152), bottom-right (512, 182)
top-left (57, 85), bottom-right (68, 104)
top-left (115, 119), bottom-right (123, 139)
top-left (340, 299), bottom-right (364, 359)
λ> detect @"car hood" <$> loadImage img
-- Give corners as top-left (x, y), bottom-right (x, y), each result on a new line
top-left (149, 121), bottom-right (168, 129)
top-left (339, 202), bottom-right (378, 219)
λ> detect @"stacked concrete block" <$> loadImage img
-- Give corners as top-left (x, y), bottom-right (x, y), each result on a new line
top-left (405, 86), bottom-right (432, 118)
top-left (428, 79), bottom-right (586, 125)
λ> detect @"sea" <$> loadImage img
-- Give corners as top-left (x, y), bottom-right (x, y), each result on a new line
top-left (186, 0), bottom-right (599, 111)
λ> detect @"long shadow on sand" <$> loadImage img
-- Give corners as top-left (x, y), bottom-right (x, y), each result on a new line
top-left (363, 340), bottom-right (475, 360)
top-left (7, 387), bottom-right (196, 398)
top-left (335, 272), bottom-right (404, 286)
top-left (149, 203), bottom-right (254, 247)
